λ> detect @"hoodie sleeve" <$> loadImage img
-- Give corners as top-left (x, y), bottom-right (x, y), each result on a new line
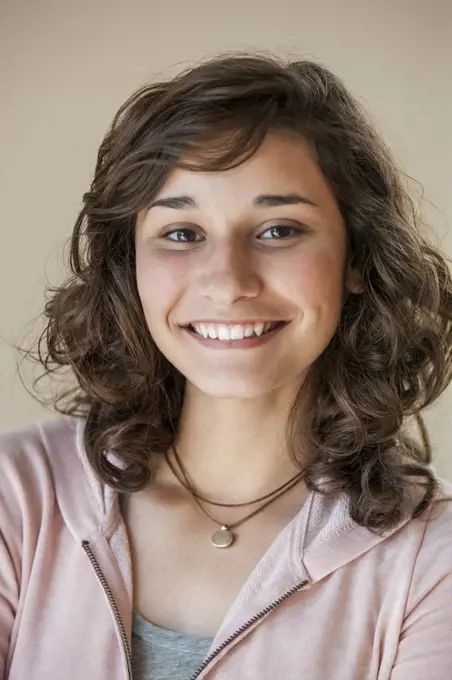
top-left (389, 498), bottom-right (452, 680)
top-left (0, 532), bottom-right (20, 679)
top-left (0, 436), bottom-right (23, 680)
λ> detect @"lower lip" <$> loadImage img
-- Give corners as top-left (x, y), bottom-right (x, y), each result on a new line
top-left (182, 323), bottom-right (288, 349)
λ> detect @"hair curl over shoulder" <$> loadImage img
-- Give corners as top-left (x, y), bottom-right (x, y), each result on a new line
top-left (16, 51), bottom-right (452, 533)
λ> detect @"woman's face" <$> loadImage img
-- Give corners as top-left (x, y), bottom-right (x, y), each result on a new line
top-left (135, 131), bottom-right (361, 399)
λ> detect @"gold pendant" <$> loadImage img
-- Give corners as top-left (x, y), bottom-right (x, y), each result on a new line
top-left (211, 525), bottom-right (234, 549)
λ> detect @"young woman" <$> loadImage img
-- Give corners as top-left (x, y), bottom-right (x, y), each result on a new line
top-left (1, 52), bottom-right (452, 680)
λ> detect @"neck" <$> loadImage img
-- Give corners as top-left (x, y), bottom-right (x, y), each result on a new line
top-left (161, 382), bottom-right (310, 503)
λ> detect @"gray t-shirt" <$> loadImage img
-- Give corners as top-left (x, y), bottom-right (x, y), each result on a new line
top-left (131, 611), bottom-right (214, 679)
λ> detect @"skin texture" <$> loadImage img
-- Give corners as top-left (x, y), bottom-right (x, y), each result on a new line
top-left (126, 132), bottom-right (362, 635)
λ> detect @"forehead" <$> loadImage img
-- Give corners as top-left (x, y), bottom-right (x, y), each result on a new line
top-left (154, 132), bottom-right (331, 206)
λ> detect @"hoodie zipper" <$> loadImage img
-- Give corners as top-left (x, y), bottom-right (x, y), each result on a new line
top-left (189, 578), bottom-right (310, 680)
top-left (82, 537), bottom-right (309, 680)
top-left (82, 540), bottom-right (133, 680)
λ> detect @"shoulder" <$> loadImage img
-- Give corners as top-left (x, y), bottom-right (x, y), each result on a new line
top-left (0, 414), bottom-right (119, 545)
top-left (420, 476), bottom-right (452, 552)
top-left (0, 416), bottom-right (78, 578)
top-left (403, 476), bottom-right (452, 611)
top-left (0, 415), bottom-right (79, 479)
top-left (0, 415), bottom-right (81, 519)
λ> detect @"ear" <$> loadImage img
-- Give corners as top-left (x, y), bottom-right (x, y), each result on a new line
top-left (345, 263), bottom-right (365, 294)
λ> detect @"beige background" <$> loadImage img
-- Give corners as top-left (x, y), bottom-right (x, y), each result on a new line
top-left (1, 0), bottom-right (451, 478)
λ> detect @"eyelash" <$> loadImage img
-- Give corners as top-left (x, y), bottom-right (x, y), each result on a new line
top-left (160, 225), bottom-right (306, 245)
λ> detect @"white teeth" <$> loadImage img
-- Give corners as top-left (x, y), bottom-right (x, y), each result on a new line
top-left (201, 323), bottom-right (217, 339)
top-left (191, 322), bottom-right (279, 340)
top-left (219, 325), bottom-right (235, 340)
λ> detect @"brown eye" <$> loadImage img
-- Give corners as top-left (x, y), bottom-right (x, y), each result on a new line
top-left (162, 228), bottom-right (202, 243)
top-left (259, 225), bottom-right (305, 240)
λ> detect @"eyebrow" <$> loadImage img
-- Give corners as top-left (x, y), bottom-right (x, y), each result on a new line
top-left (147, 192), bottom-right (318, 211)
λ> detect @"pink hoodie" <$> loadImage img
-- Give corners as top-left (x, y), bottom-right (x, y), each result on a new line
top-left (0, 415), bottom-right (451, 680)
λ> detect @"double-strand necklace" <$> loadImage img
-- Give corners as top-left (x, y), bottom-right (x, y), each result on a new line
top-left (164, 445), bottom-right (305, 549)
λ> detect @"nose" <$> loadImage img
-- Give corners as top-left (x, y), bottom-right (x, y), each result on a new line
top-left (195, 238), bottom-right (262, 305)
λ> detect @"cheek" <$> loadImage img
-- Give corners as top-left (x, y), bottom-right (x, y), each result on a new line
top-left (281, 248), bottom-right (346, 310)
top-left (283, 249), bottom-right (347, 365)
top-left (135, 252), bottom-right (186, 324)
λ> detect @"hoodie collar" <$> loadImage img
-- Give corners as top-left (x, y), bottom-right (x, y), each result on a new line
top-left (38, 415), bottom-right (122, 543)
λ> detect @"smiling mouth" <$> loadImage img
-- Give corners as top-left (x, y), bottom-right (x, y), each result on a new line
top-left (186, 321), bottom-right (286, 340)
top-left (180, 320), bottom-right (289, 348)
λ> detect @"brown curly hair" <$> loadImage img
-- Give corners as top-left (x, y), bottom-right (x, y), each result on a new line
top-left (16, 51), bottom-right (452, 533)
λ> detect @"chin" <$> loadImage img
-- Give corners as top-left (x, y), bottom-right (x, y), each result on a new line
top-left (184, 373), bottom-right (293, 400)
